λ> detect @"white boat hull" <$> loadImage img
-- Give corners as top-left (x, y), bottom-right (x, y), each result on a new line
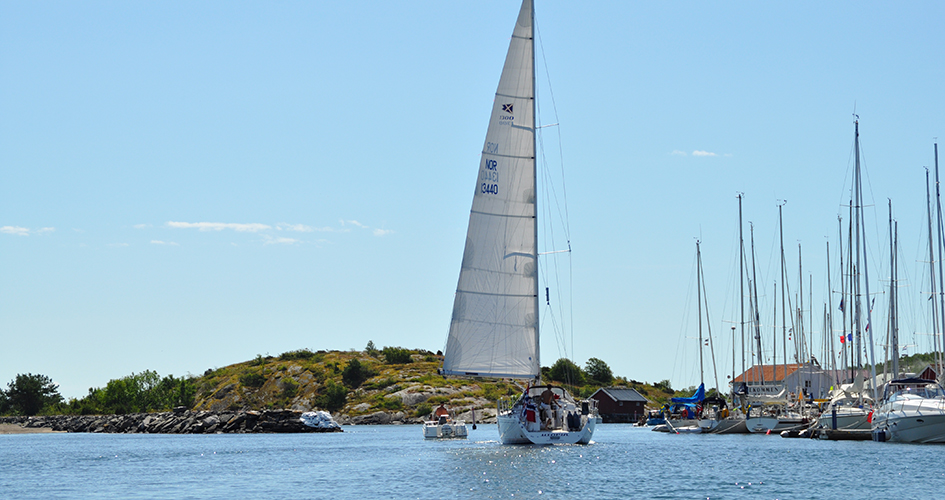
top-left (422, 420), bottom-right (468, 439)
top-left (870, 380), bottom-right (945, 443)
top-left (817, 408), bottom-right (870, 431)
top-left (497, 413), bottom-right (595, 445)
top-left (872, 410), bottom-right (945, 443)
top-left (746, 417), bottom-right (779, 433)
top-left (496, 386), bottom-right (597, 445)
top-left (707, 417), bottom-right (749, 434)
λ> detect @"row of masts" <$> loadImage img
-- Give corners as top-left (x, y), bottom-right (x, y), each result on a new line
top-left (693, 123), bottom-right (941, 403)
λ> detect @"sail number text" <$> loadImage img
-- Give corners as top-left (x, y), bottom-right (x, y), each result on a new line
top-left (481, 159), bottom-right (499, 195)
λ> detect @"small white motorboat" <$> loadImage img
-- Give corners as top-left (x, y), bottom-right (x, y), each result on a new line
top-left (422, 414), bottom-right (468, 439)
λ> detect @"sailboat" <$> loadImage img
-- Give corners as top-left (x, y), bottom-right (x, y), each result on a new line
top-left (872, 143), bottom-right (945, 443)
top-left (439, 0), bottom-right (597, 445)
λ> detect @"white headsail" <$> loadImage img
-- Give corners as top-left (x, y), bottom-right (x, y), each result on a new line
top-left (442, 0), bottom-right (539, 380)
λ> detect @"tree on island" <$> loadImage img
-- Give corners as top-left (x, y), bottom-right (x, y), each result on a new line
top-left (1, 373), bottom-right (63, 416)
top-left (548, 358), bottom-right (585, 385)
top-left (585, 357), bottom-right (614, 385)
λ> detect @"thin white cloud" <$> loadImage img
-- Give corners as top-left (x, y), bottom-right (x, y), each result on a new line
top-left (263, 235), bottom-right (299, 245)
top-left (277, 223), bottom-right (314, 232)
top-left (692, 150), bottom-right (718, 157)
top-left (671, 150), bottom-right (687, 156)
top-left (166, 221), bottom-right (271, 232)
top-left (151, 240), bottom-right (179, 246)
top-left (341, 219), bottom-right (368, 229)
top-left (1, 226), bottom-right (31, 236)
top-left (37, 227), bottom-right (55, 234)
top-left (373, 228), bottom-right (394, 237)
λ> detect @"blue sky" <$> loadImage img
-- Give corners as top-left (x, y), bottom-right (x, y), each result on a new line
top-left (2, 1), bottom-right (944, 399)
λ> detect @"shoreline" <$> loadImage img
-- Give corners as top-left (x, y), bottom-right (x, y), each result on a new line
top-left (0, 409), bottom-right (341, 434)
top-left (0, 423), bottom-right (63, 435)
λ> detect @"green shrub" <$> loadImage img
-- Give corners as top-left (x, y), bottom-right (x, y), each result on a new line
top-left (342, 359), bottom-right (376, 388)
top-left (481, 383), bottom-right (503, 401)
top-left (426, 395), bottom-right (449, 404)
top-left (240, 372), bottom-right (267, 389)
top-left (362, 377), bottom-right (397, 391)
top-left (378, 398), bottom-right (403, 411)
top-left (414, 403), bottom-right (432, 418)
top-left (317, 382), bottom-right (347, 411)
top-left (279, 349), bottom-right (318, 361)
top-left (654, 379), bottom-right (673, 394)
top-left (281, 379), bottom-right (299, 399)
top-left (309, 367), bottom-right (327, 384)
top-left (381, 347), bottom-right (413, 364)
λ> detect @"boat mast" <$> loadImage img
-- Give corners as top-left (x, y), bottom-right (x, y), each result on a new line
top-left (773, 282), bottom-right (777, 383)
top-left (779, 203), bottom-right (788, 372)
top-left (889, 199), bottom-right (899, 377)
top-left (530, 0), bottom-right (540, 378)
top-left (847, 202), bottom-right (854, 383)
top-left (697, 240), bottom-right (705, 387)
top-left (799, 244), bottom-right (805, 365)
top-left (854, 120), bottom-right (878, 402)
top-left (739, 194), bottom-right (746, 380)
top-left (838, 216), bottom-right (846, 382)
top-left (935, 142), bottom-right (945, 372)
top-left (928, 169), bottom-right (943, 372)
top-left (750, 223), bottom-right (765, 387)
top-left (798, 244), bottom-right (805, 400)
top-left (827, 240), bottom-right (838, 386)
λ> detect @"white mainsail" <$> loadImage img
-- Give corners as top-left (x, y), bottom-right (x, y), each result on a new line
top-left (442, 0), bottom-right (539, 380)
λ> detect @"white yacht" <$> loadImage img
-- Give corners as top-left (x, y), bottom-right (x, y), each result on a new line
top-left (871, 378), bottom-right (945, 443)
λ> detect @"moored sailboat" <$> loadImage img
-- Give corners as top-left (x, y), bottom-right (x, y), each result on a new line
top-left (872, 142), bottom-right (945, 443)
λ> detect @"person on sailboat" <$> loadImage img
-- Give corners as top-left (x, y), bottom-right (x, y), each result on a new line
top-left (435, 403), bottom-right (450, 424)
top-left (540, 388), bottom-right (559, 429)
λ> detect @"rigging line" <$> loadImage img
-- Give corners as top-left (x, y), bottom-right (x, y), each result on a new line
top-left (673, 245), bottom-right (700, 386)
top-left (700, 247), bottom-right (721, 393)
top-left (534, 17), bottom-right (571, 242)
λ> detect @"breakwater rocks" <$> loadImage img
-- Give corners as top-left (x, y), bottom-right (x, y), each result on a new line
top-left (0, 409), bottom-right (342, 434)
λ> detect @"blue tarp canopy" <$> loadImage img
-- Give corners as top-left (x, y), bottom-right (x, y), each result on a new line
top-left (671, 383), bottom-right (705, 404)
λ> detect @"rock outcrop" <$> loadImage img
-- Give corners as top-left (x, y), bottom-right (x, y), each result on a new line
top-left (0, 409), bottom-right (342, 434)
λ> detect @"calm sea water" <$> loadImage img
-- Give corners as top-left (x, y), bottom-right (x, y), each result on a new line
top-left (1, 424), bottom-right (943, 499)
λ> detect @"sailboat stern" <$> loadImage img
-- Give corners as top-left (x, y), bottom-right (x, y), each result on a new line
top-left (497, 385), bottom-right (597, 445)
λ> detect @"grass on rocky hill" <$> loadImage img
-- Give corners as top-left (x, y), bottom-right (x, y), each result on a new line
top-left (189, 347), bottom-right (684, 418)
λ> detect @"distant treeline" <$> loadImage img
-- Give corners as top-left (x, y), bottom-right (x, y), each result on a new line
top-left (0, 371), bottom-right (195, 417)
